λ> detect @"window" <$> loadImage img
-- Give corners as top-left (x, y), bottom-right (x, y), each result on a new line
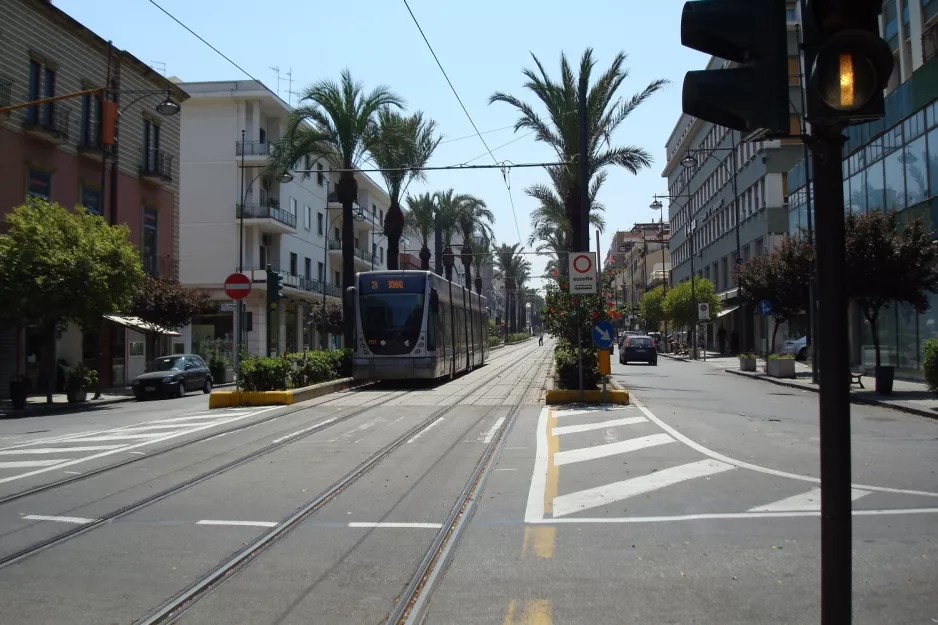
top-left (290, 197), bottom-right (298, 217)
top-left (304, 155), bottom-right (312, 178)
top-left (143, 208), bottom-right (158, 275)
top-left (379, 209), bottom-right (384, 224)
top-left (80, 93), bottom-right (99, 147)
top-left (290, 252), bottom-right (298, 275)
top-left (143, 119), bottom-right (161, 170)
top-left (316, 162), bottom-right (324, 186)
top-left (372, 242), bottom-right (377, 257)
top-left (304, 257), bottom-right (311, 278)
top-left (27, 60), bottom-right (41, 124)
top-left (372, 204), bottom-right (377, 216)
top-left (27, 168), bottom-right (51, 199)
top-left (380, 247), bottom-right (384, 263)
top-left (884, 149), bottom-right (906, 210)
top-left (929, 129), bottom-right (938, 199)
top-left (41, 66), bottom-right (55, 125)
top-left (334, 227), bottom-right (340, 241)
top-left (334, 270), bottom-right (340, 286)
top-left (259, 244), bottom-right (267, 269)
top-left (80, 185), bottom-right (102, 215)
top-left (304, 204), bottom-right (311, 230)
top-left (903, 135), bottom-right (927, 206)
top-left (318, 262), bottom-right (324, 282)
top-left (317, 212), bottom-right (324, 235)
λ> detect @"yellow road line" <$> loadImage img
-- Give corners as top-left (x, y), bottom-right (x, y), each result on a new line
top-left (544, 408), bottom-right (559, 515)
top-left (504, 599), bottom-right (552, 624)
top-left (521, 526), bottom-right (556, 559)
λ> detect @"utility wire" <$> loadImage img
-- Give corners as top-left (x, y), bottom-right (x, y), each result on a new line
top-left (462, 131), bottom-right (536, 166)
top-left (401, 0), bottom-right (524, 244)
top-left (439, 124), bottom-right (517, 145)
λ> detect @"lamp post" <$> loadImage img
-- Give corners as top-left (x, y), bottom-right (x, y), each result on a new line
top-left (686, 219), bottom-right (698, 359)
top-left (651, 195), bottom-right (683, 352)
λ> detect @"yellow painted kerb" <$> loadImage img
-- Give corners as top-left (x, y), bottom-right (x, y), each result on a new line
top-left (208, 390), bottom-right (295, 408)
top-left (544, 389), bottom-right (629, 405)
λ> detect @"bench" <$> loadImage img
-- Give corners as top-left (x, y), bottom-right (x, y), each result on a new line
top-left (849, 371), bottom-right (864, 388)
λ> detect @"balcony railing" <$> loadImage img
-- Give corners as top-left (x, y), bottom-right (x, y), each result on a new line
top-left (235, 140), bottom-right (273, 156)
top-left (246, 266), bottom-right (342, 297)
top-left (142, 254), bottom-right (178, 280)
top-left (23, 101), bottom-right (71, 141)
top-left (328, 238), bottom-right (342, 250)
top-left (237, 203), bottom-right (297, 229)
top-left (140, 149), bottom-right (173, 181)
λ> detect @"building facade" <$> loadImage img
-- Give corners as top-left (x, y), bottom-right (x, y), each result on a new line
top-left (787, 0), bottom-right (938, 376)
top-left (604, 224), bottom-right (671, 330)
top-left (0, 0), bottom-right (186, 394)
top-left (175, 79), bottom-right (391, 365)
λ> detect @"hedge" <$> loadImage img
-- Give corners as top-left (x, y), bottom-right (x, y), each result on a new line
top-left (239, 348), bottom-right (352, 391)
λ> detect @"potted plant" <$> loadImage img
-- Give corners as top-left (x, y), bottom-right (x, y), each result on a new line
top-left (766, 354), bottom-right (796, 378)
top-left (65, 364), bottom-right (98, 403)
top-left (738, 353), bottom-right (757, 372)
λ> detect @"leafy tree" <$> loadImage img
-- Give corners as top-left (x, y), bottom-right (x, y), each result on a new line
top-left (405, 192), bottom-right (436, 270)
top-left (663, 278), bottom-right (721, 330)
top-left (130, 276), bottom-right (213, 359)
top-left (844, 210), bottom-right (938, 368)
top-left (639, 286), bottom-right (666, 332)
top-left (0, 200), bottom-right (142, 402)
top-left (308, 301), bottom-right (344, 347)
top-left (456, 194), bottom-right (495, 291)
top-left (734, 235), bottom-right (814, 353)
top-left (494, 243), bottom-right (530, 334)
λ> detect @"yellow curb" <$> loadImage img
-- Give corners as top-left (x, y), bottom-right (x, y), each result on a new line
top-left (208, 390), bottom-right (294, 408)
top-left (544, 389), bottom-right (629, 405)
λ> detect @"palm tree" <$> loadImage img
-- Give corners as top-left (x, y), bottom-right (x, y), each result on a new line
top-left (471, 234), bottom-right (493, 296)
top-left (369, 108), bottom-right (441, 270)
top-left (527, 167), bottom-right (607, 247)
top-left (405, 192), bottom-right (436, 270)
top-left (271, 69), bottom-right (403, 347)
top-left (515, 267), bottom-right (531, 331)
top-left (456, 195), bottom-right (495, 290)
top-left (535, 225), bottom-right (569, 278)
top-left (494, 243), bottom-right (531, 334)
top-left (433, 189), bottom-right (466, 281)
top-left (491, 49), bottom-right (667, 250)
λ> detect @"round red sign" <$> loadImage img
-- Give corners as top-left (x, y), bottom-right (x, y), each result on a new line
top-left (572, 254), bottom-right (593, 274)
top-left (224, 272), bottom-right (251, 300)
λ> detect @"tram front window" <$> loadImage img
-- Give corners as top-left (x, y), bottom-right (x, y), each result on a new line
top-left (360, 292), bottom-right (425, 355)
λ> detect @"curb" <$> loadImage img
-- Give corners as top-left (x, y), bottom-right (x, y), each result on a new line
top-left (209, 377), bottom-right (363, 409)
top-left (0, 395), bottom-right (134, 419)
top-left (725, 368), bottom-right (938, 420)
top-left (545, 388), bottom-right (629, 405)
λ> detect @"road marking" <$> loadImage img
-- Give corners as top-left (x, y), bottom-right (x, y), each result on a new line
top-left (0, 460), bottom-right (73, 468)
top-left (407, 418), bottom-right (444, 444)
top-left (495, 468), bottom-right (517, 471)
top-left (504, 599), bottom-right (551, 624)
top-left (129, 451), bottom-right (146, 455)
top-left (553, 433), bottom-right (674, 467)
top-left (749, 487), bottom-right (870, 512)
top-left (0, 446), bottom-right (122, 455)
top-left (632, 400), bottom-right (938, 498)
top-left (22, 514), bottom-right (96, 524)
top-left (528, 508), bottom-right (938, 524)
top-left (553, 407), bottom-right (629, 419)
top-left (348, 522), bottom-right (443, 529)
top-left (63, 433), bottom-right (168, 442)
top-left (63, 471), bottom-right (82, 475)
top-left (553, 459), bottom-right (735, 518)
top-left (551, 416), bottom-right (647, 436)
top-left (521, 526), bottom-right (556, 559)
top-left (483, 417), bottom-right (506, 444)
top-left (525, 408), bottom-right (550, 522)
top-left (272, 418), bottom-right (337, 444)
top-left (196, 520), bottom-right (278, 528)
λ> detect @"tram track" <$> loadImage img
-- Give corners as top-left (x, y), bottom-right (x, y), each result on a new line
top-left (0, 342), bottom-right (543, 574)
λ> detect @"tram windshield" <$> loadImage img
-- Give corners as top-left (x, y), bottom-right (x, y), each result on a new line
top-left (359, 279), bottom-right (426, 355)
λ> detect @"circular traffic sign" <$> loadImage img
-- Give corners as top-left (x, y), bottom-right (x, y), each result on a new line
top-left (573, 254), bottom-right (593, 274)
top-left (224, 272), bottom-right (251, 300)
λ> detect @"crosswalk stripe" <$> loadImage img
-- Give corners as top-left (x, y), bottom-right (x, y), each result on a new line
top-left (553, 433), bottom-right (674, 467)
top-left (0, 446), bottom-right (123, 455)
top-left (552, 459), bottom-right (735, 517)
top-left (554, 407), bottom-right (631, 419)
top-left (65, 433), bottom-right (168, 442)
top-left (0, 460), bottom-right (74, 468)
top-left (552, 417), bottom-right (647, 436)
top-left (748, 487), bottom-right (870, 512)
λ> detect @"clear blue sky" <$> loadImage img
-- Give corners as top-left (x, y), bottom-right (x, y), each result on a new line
top-left (54, 0), bottom-right (708, 291)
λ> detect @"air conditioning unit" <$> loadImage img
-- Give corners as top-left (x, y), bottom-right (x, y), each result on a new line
top-left (261, 234), bottom-right (273, 246)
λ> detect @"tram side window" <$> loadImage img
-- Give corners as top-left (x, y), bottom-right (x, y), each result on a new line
top-left (456, 306), bottom-right (465, 350)
top-left (427, 303), bottom-right (438, 352)
top-left (442, 302), bottom-right (451, 355)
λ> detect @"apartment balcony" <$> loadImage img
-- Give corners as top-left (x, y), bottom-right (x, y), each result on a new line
top-left (76, 131), bottom-right (103, 160)
top-left (236, 202), bottom-right (296, 233)
top-left (235, 140), bottom-right (273, 166)
top-left (142, 254), bottom-right (178, 280)
top-left (327, 239), bottom-right (378, 269)
top-left (22, 102), bottom-right (71, 145)
top-left (140, 149), bottom-right (173, 183)
top-left (327, 191), bottom-right (376, 232)
top-left (243, 266), bottom-right (343, 299)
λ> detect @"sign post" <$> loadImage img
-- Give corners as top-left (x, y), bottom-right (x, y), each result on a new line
top-left (698, 303), bottom-right (710, 361)
top-left (569, 252), bottom-right (597, 403)
top-left (759, 300), bottom-right (772, 356)
top-left (592, 320), bottom-right (614, 405)
top-left (224, 273), bottom-right (251, 393)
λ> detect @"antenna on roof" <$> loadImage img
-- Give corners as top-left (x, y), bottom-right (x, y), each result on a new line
top-left (270, 66), bottom-right (281, 97)
top-left (285, 68), bottom-right (294, 106)
top-left (150, 61), bottom-right (166, 76)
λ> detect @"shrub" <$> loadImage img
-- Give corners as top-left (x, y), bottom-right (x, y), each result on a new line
top-left (738, 353), bottom-right (757, 359)
top-left (767, 354), bottom-right (795, 360)
top-left (239, 356), bottom-right (292, 391)
top-left (506, 333), bottom-right (530, 344)
top-left (923, 339), bottom-right (938, 394)
top-left (488, 336), bottom-right (501, 347)
top-left (208, 356), bottom-right (227, 382)
top-left (553, 340), bottom-right (601, 390)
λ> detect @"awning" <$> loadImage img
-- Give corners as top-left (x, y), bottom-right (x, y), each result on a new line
top-left (717, 305), bottom-right (740, 318)
top-left (103, 314), bottom-right (182, 336)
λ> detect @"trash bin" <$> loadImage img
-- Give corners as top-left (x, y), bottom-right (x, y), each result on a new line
top-left (9, 375), bottom-right (28, 410)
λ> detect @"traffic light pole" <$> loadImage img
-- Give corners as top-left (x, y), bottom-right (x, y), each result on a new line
top-left (809, 123), bottom-right (852, 624)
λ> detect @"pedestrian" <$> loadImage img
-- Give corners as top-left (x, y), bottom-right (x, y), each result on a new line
top-left (538, 333), bottom-right (544, 347)
top-left (717, 326), bottom-right (727, 355)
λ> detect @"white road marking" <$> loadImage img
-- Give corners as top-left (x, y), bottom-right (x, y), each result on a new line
top-left (524, 407), bottom-right (550, 523)
top-left (196, 520), bottom-right (278, 528)
top-left (22, 514), bottom-right (96, 524)
top-left (633, 400), bottom-right (938, 498)
top-left (64, 433), bottom-right (167, 441)
top-left (0, 446), bottom-right (122, 455)
top-left (407, 418), bottom-right (444, 444)
top-left (552, 459), bottom-right (736, 517)
top-left (0, 460), bottom-right (73, 468)
top-left (554, 407), bottom-right (630, 418)
top-left (495, 468), bottom-right (517, 471)
top-left (63, 471), bottom-right (82, 475)
top-left (129, 451), bottom-right (146, 455)
top-left (553, 433), bottom-right (674, 467)
top-left (550, 417), bottom-right (648, 436)
top-left (272, 418), bottom-right (337, 444)
top-left (749, 487), bottom-right (870, 512)
top-left (529, 508), bottom-right (938, 524)
top-left (348, 522), bottom-right (443, 529)
top-left (482, 417), bottom-right (506, 444)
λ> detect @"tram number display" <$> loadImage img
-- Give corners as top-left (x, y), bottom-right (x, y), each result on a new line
top-left (388, 279), bottom-right (404, 289)
top-left (366, 277), bottom-right (417, 292)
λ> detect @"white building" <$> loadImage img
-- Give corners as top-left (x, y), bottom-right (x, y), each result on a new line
top-left (175, 79), bottom-right (387, 365)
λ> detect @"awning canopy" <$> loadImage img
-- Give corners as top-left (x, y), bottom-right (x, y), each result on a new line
top-left (103, 314), bottom-right (181, 336)
top-left (717, 305), bottom-right (740, 318)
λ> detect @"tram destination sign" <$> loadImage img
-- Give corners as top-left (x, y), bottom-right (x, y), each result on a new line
top-left (362, 274), bottom-right (425, 293)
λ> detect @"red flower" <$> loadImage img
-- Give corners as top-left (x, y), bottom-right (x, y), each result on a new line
top-left (552, 269), bottom-right (558, 276)
top-left (549, 308), bottom-right (555, 313)
top-left (608, 301), bottom-right (615, 307)
top-left (592, 311), bottom-right (599, 319)
top-left (572, 297), bottom-right (579, 305)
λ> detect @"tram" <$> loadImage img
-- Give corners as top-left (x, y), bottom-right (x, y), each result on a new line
top-left (350, 271), bottom-right (488, 381)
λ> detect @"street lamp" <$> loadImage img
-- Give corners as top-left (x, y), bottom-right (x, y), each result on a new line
top-left (686, 219), bottom-right (699, 359)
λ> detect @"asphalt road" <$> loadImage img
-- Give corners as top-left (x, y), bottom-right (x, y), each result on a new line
top-left (0, 346), bottom-right (935, 624)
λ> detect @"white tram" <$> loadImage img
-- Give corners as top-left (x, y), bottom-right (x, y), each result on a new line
top-left (351, 271), bottom-right (488, 380)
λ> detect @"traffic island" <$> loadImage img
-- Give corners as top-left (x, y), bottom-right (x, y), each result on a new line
top-left (544, 376), bottom-right (629, 405)
top-left (208, 377), bottom-right (361, 408)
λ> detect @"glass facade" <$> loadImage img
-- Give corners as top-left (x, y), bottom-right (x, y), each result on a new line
top-left (788, 97), bottom-right (938, 376)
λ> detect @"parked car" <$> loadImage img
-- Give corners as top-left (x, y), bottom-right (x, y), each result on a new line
top-left (620, 335), bottom-right (658, 366)
top-left (132, 354), bottom-right (213, 400)
top-left (779, 336), bottom-right (808, 360)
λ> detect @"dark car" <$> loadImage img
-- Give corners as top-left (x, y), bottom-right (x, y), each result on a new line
top-left (620, 335), bottom-right (657, 366)
top-left (617, 331), bottom-right (640, 349)
top-left (132, 354), bottom-right (213, 400)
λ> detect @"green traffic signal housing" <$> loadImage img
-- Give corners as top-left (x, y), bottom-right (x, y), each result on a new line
top-left (680, 0), bottom-right (790, 139)
top-left (266, 264), bottom-right (284, 305)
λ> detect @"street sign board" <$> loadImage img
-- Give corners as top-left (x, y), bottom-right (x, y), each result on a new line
top-left (591, 320), bottom-right (615, 349)
top-left (220, 302), bottom-right (237, 312)
top-left (758, 299), bottom-right (773, 316)
top-left (698, 302), bottom-right (710, 320)
top-left (225, 272), bottom-right (251, 300)
top-left (568, 252), bottom-right (597, 294)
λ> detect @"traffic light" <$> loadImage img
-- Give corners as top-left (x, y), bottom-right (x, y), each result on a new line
top-left (680, 0), bottom-right (790, 139)
top-left (802, 0), bottom-right (894, 124)
top-left (266, 264), bottom-right (284, 306)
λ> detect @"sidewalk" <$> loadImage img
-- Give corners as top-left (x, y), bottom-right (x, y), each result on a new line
top-left (0, 388), bottom-right (134, 419)
top-left (662, 352), bottom-right (938, 419)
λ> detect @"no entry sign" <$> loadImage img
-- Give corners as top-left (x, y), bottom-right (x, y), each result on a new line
top-left (224, 272), bottom-right (251, 300)
top-left (568, 252), bottom-right (597, 295)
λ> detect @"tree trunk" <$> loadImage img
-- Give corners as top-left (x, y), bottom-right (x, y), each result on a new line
top-left (461, 243), bottom-right (473, 291)
top-left (433, 214), bottom-right (443, 276)
top-left (868, 310), bottom-right (881, 368)
top-left (770, 316), bottom-right (781, 354)
top-left (418, 247), bottom-right (431, 271)
top-left (474, 276), bottom-right (483, 295)
top-left (442, 246), bottom-right (454, 282)
top-left (384, 200), bottom-right (405, 271)
top-left (337, 172), bottom-right (358, 348)
top-left (45, 321), bottom-right (57, 404)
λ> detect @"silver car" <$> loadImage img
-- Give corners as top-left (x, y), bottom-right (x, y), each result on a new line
top-left (779, 336), bottom-right (808, 360)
